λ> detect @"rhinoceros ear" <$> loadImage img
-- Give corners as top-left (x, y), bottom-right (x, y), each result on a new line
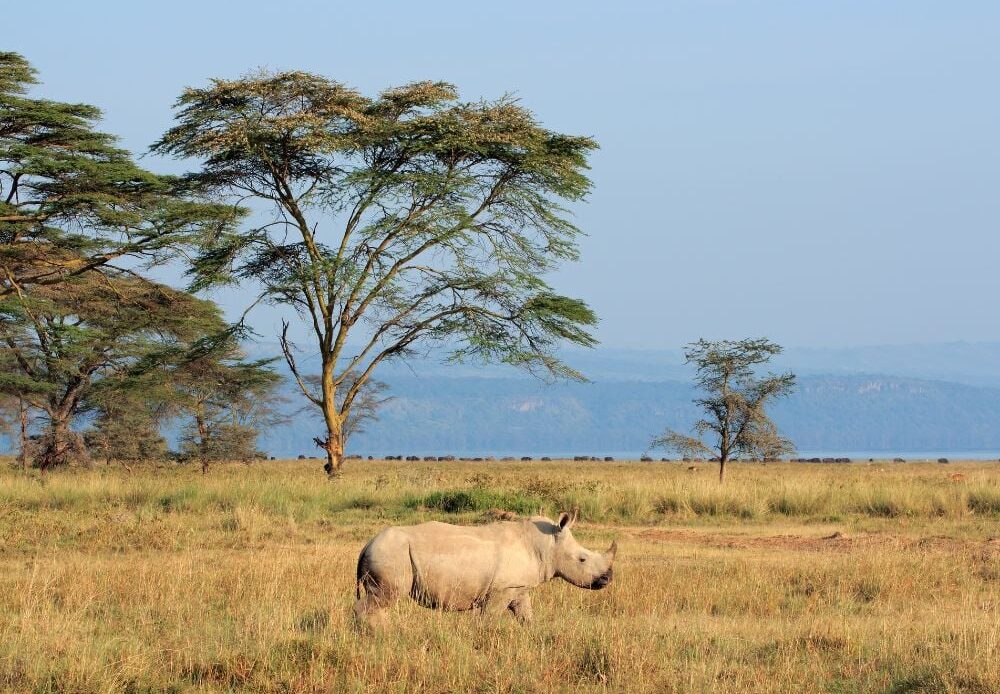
top-left (557, 508), bottom-right (579, 531)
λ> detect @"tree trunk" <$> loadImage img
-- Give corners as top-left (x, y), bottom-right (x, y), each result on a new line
top-left (318, 362), bottom-right (345, 478)
top-left (42, 417), bottom-right (69, 472)
top-left (38, 413), bottom-right (87, 471)
top-left (320, 432), bottom-right (344, 478)
top-left (18, 399), bottom-right (28, 473)
top-left (195, 410), bottom-right (209, 475)
top-left (718, 454), bottom-right (727, 484)
top-left (317, 404), bottom-right (344, 478)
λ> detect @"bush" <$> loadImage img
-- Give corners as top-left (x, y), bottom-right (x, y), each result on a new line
top-left (404, 489), bottom-right (545, 515)
top-left (968, 488), bottom-right (1000, 515)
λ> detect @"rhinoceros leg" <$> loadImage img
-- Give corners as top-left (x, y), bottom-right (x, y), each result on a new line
top-left (508, 594), bottom-right (533, 625)
top-left (478, 589), bottom-right (534, 625)
top-left (353, 595), bottom-right (388, 630)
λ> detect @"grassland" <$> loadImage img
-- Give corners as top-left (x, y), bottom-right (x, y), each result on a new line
top-left (0, 458), bottom-right (997, 693)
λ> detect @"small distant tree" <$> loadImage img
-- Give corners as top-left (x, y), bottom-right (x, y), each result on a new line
top-left (84, 404), bottom-right (168, 468)
top-left (302, 374), bottom-right (390, 451)
top-left (0, 395), bottom-right (15, 442)
top-left (0, 395), bottom-right (24, 465)
top-left (341, 378), bottom-right (391, 443)
top-left (168, 337), bottom-right (282, 472)
top-left (83, 410), bottom-right (167, 465)
top-left (1, 396), bottom-right (32, 471)
top-left (651, 338), bottom-right (796, 483)
top-left (154, 71), bottom-right (598, 476)
top-left (178, 421), bottom-right (261, 466)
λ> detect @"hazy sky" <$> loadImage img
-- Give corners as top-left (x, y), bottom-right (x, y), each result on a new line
top-left (9, 1), bottom-right (1000, 348)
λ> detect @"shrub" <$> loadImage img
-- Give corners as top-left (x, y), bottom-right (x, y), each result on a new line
top-left (404, 489), bottom-right (544, 515)
top-left (968, 488), bottom-right (1000, 515)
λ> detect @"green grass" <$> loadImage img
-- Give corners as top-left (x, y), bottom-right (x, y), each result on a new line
top-left (404, 488), bottom-right (547, 514)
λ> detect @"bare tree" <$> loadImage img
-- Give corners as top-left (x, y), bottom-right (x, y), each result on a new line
top-left (302, 374), bottom-right (391, 449)
top-left (651, 338), bottom-right (796, 482)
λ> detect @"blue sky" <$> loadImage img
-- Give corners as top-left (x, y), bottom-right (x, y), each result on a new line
top-left (8, 1), bottom-right (1000, 348)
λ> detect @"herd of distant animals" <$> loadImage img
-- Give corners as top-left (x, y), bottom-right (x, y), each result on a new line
top-left (285, 454), bottom-right (647, 461)
top-left (277, 454), bottom-right (967, 463)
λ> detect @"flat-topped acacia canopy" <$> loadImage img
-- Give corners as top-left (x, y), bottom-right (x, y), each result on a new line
top-left (154, 70), bottom-right (599, 476)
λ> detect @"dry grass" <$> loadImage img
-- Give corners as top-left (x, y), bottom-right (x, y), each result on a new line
top-left (0, 458), bottom-right (998, 692)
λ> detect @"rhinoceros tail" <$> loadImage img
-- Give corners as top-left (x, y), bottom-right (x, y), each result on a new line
top-left (356, 542), bottom-right (379, 600)
top-left (356, 552), bottom-right (365, 599)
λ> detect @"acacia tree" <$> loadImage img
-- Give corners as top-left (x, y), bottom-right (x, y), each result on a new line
top-left (154, 71), bottom-right (598, 476)
top-left (0, 52), bottom-right (238, 298)
top-left (651, 338), bottom-right (796, 483)
top-left (0, 267), bottom-right (224, 469)
top-left (84, 399), bottom-right (168, 467)
top-left (167, 337), bottom-right (282, 473)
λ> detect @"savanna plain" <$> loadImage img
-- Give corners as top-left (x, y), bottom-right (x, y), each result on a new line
top-left (1, 459), bottom-right (998, 693)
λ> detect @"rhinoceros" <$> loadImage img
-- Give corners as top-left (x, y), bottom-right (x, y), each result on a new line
top-left (353, 509), bottom-right (617, 627)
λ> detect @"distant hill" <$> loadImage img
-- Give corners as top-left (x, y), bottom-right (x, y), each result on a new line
top-left (261, 373), bottom-right (1000, 458)
top-left (248, 340), bottom-right (1000, 385)
top-left (771, 375), bottom-right (1000, 452)
top-left (778, 342), bottom-right (1000, 387)
top-left (6, 343), bottom-right (1000, 457)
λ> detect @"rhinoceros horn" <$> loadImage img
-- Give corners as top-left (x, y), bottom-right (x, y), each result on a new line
top-left (604, 540), bottom-right (618, 563)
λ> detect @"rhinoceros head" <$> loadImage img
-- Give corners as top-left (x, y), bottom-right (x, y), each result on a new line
top-left (550, 509), bottom-right (617, 590)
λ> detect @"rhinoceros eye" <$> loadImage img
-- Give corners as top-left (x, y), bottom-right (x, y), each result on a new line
top-left (578, 556), bottom-right (586, 563)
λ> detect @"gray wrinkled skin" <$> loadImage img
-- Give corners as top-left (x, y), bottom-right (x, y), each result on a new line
top-left (353, 510), bottom-right (617, 628)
